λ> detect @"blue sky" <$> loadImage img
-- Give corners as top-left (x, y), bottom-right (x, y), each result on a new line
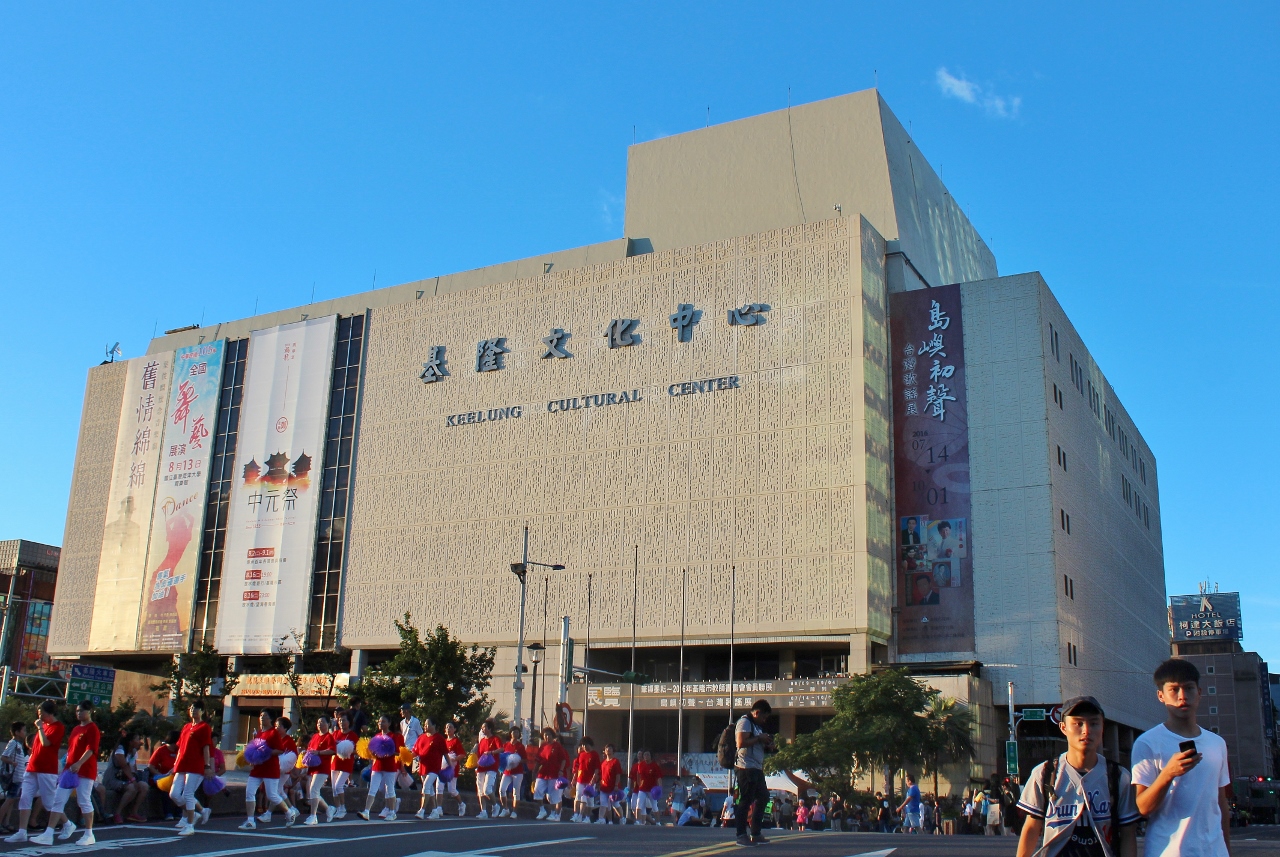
top-left (2, 4), bottom-right (1277, 664)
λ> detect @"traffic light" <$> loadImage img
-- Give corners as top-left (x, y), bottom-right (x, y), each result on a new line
top-left (619, 670), bottom-right (652, 685)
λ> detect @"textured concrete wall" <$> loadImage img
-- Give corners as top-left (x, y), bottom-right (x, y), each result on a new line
top-left (342, 216), bottom-right (891, 651)
top-left (49, 361), bottom-right (128, 656)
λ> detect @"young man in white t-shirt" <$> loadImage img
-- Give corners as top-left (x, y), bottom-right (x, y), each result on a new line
top-left (1015, 695), bottom-right (1140, 857)
top-left (1131, 658), bottom-right (1231, 857)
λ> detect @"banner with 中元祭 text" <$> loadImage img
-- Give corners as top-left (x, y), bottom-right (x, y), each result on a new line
top-left (88, 353), bottom-right (174, 652)
top-left (889, 284), bottom-right (975, 655)
top-left (215, 316), bottom-right (337, 655)
top-left (138, 340), bottom-right (226, 651)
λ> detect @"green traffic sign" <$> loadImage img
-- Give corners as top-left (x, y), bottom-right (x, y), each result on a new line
top-left (1021, 708), bottom-right (1046, 721)
top-left (1005, 740), bottom-right (1019, 776)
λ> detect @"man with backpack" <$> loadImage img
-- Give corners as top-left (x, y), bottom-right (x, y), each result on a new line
top-left (1015, 696), bottom-right (1139, 857)
top-left (721, 700), bottom-right (775, 847)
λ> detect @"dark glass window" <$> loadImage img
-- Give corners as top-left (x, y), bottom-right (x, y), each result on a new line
top-left (190, 338), bottom-right (249, 649)
top-left (308, 314), bottom-right (365, 649)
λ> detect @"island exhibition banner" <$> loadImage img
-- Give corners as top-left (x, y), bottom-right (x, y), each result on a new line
top-left (138, 340), bottom-right (226, 651)
top-left (890, 284), bottom-right (975, 655)
top-left (215, 316), bottom-right (336, 655)
top-left (88, 352), bottom-right (175, 652)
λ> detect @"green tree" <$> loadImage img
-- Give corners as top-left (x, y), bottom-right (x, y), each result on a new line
top-left (149, 644), bottom-right (240, 734)
top-left (343, 614), bottom-right (495, 735)
top-left (923, 695), bottom-right (976, 800)
top-left (767, 669), bottom-right (949, 801)
top-left (276, 628), bottom-right (351, 742)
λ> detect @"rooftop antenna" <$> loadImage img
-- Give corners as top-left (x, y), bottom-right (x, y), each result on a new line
top-left (105, 342), bottom-right (121, 363)
top-left (874, 69), bottom-right (878, 88)
top-left (632, 125), bottom-right (636, 144)
top-left (706, 106), bottom-right (710, 127)
top-left (310, 282), bottom-right (315, 304)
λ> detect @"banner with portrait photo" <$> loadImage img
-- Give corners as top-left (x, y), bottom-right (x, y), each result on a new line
top-left (215, 316), bottom-right (336, 655)
top-left (890, 284), bottom-right (975, 655)
top-left (138, 340), bottom-right (226, 651)
top-left (88, 353), bottom-right (174, 652)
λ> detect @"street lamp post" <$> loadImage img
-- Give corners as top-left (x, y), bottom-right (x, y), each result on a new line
top-left (511, 525), bottom-right (565, 736)
top-left (528, 642), bottom-right (545, 732)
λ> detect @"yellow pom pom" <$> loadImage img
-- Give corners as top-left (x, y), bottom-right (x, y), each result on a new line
top-left (235, 750), bottom-right (247, 769)
top-left (356, 738), bottom-right (372, 760)
top-left (156, 774), bottom-right (174, 792)
top-left (296, 752), bottom-right (308, 769)
top-left (465, 752), bottom-right (478, 769)
top-left (398, 746), bottom-right (414, 765)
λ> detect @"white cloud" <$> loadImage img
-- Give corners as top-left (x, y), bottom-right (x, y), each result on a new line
top-left (936, 67), bottom-right (1020, 119)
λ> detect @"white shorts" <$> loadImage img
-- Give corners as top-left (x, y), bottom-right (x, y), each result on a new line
top-left (308, 773), bottom-right (329, 800)
top-left (631, 792), bottom-right (654, 813)
top-left (369, 770), bottom-right (397, 799)
top-left (330, 770), bottom-right (351, 795)
top-left (438, 775), bottom-right (459, 796)
top-left (574, 785), bottom-right (594, 808)
top-left (51, 778), bottom-right (94, 815)
top-left (246, 776), bottom-right (283, 805)
top-left (532, 777), bottom-right (563, 804)
top-left (422, 772), bottom-right (440, 794)
top-left (18, 772), bottom-right (57, 811)
top-left (499, 773), bottom-right (523, 796)
top-left (476, 770), bottom-right (497, 796)
top-left (169, 772), bottom-right (204, 811)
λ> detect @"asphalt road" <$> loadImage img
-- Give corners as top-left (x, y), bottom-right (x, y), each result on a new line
top-left (2, 817), bottom-right (1277, 857)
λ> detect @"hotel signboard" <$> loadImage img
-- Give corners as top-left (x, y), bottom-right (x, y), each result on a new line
top-left (1169, 592), bottom-right (1242, 641)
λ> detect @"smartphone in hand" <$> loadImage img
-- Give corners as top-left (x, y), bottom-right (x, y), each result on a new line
top-left (1178, 740), bottom-right (1197, 754)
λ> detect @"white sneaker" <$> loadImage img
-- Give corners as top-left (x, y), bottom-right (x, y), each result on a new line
top-left (414, 808), bottom-right (425, 819)
top-left (570, 813), bottom-right (580, 823)
top-left (385, 812), bottom-right (397, 821)
top-left (596, 817), bottom-right (608, 824)
top-left (536, 807), bottom-right (548, 820)
top-left (304, 815), bottom-right (318, 826)
top-left (239, 819), bottom-right (257, 830)
top-left (31, 830), bottom-right (56, 846)
top-left (3, 830), bottom-right (27, 843)
top-left (429, 808), bottom-right (443, 819)
top-left (77, 830), bottom-right (95, 847)
top-left (476, 809), bottom-right (488, 819)
top-left (201, 807), bottom-right (212, 825)
top-left (379, 807), bottom-right (391, 818)
top-left (499, 808), bottom-right (510, 818)
top-left (357, 810), bottom-right (371, 821)
top-left (457, 801), bottom-right (466, 816)
top-left (57, 821), bottom-right (77, 840)
top-left (285, 808), bottom-right (300, 827)
top-left (258, 812), bottom-right (273, 823)
top-left (178, 823), bottom-right (195, 836)
top-left (325, 805), bottom-right (337, 822)
top-left (335, 806), bottom-right (347, 819)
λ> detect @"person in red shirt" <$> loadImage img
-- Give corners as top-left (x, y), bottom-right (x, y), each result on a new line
top-left (358, 715), bottom-right (404, 821)
top-left (629, 749), bottom-right (661, 825)
top-left (474, 719), bottom-right (503, 819)
top-left (275, 718), bottom-right (302, 807)
top-left (30, 700), bottom-right (99, 847)
top-left (171, 701), bottom-right (214, 836)
top-left (303, 716), bottom-right (337, 825)
top-left (497, 727), bottom-right (526, 819)
top-left (4, 699), bottom-right (64, 844)
top-left (329, 714), bottom-right (358, 819)
top-left (532, 726), bottom-right (569, 821)
top-left (570, 736), bottom-right (602, 823)
top-left (239, 709), bottom-right (298, 830)
top-left (443, 722), bottom-right (466, 817)
top-left (598, 743), bottom-right (623, 824)
top-left (412, 717), bottom-right (447, 820)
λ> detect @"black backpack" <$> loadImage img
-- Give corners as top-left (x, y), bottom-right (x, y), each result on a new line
top-left (716, 720), bottom-right (739, 769)
top-left (1038, 754), bottom-right (1123, 846)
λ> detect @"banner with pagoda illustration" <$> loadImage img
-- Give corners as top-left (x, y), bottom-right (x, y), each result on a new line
top-left (138, 340), bottom-right (226, 651)
top-left (216, 316), bottom-right (337, 654)
top-left (89, 352), bottom-right (175, 651)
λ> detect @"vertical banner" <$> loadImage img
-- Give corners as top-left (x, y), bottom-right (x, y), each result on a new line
top-left (139, 340), bottom-right (226, 651)
top-left (890, 284), bottom-right (975, 654)
top-left (215, 316), bottom-right (337, 654)
top-left (89, 353), bottom-right (174, 651)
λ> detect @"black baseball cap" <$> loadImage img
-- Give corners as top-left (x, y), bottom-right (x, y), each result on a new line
top-left (1061, 695), bottom-right (1105, 718)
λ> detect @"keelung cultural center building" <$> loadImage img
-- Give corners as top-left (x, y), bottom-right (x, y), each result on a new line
top-left (49, 89), bottom-right (1169, 787)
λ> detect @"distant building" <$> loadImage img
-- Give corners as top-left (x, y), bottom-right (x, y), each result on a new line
top-left (0, 540), bottom-right (61, 675)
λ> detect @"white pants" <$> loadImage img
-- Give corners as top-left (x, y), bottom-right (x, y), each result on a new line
top-left (170, 772), bottom-right (204, 811)
top-left (330, 770), bottom-right (351, 795)
top-left (369, 770), bottom-right (397, 800)
top-left (476, 770), bottom-right (497, 796)
top-left (51, 778), bottom-right (94, 815)
top-left (422, 772), bottom-right (440, 794)
top-left (308, 773), bottom-right (329, 801)
top-left (499, 773), bottom-right (523, 797)
top-left (574, 784), bottom-right (594, 808)
top-left (631, 792), bottom-right (654, 813)
top-left (245, 776), bottom-right (283, 804)
top-left (532, 777), bottom-right (563, 804)
top-left (437, 776), bottom-right (458, 796)
top-left (18, 772), bottom-right (57, 811)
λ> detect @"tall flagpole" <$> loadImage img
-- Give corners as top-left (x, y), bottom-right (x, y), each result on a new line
top-left (677, 567), bottom-right (687, 780)
top-left (627, 546), bottom-right (638, 777)
top-left (583, 571), bottom-right (593, 738)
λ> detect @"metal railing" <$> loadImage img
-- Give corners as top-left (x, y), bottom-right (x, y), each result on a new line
top-left (0, 666), bottom-right (69, 705)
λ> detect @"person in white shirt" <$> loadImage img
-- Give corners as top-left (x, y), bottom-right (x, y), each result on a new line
top-left (1016, 695), bottom-right (1140, 857)
top-left (1131, 659), bottom-right (1231, 857)
top-left (399, 704), bottom-right (423, 756)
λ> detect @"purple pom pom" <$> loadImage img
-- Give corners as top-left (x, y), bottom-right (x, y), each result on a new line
top-left (303, 752), bottom-right (322, 768)
top-left (438, 764), bottom-right (455, 783)
top-left (477, 752), bottom-right (495, 768)
top-left (202, 776), bottom-right (225, 796)
top-left (580, 784), bottom-right (596, 798)
top-left (368, 734), bottom-right (396, 759)
top-left (244, 738), bottom-right (273, 766)
top-left (611, 789), bottom-right (625, 804)
top-left (554, 777), bottom-right (569, 790)
top-left (649, 785), bottom-right (663, 800)
top-left (58, 768), bottom-right (79, 789)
